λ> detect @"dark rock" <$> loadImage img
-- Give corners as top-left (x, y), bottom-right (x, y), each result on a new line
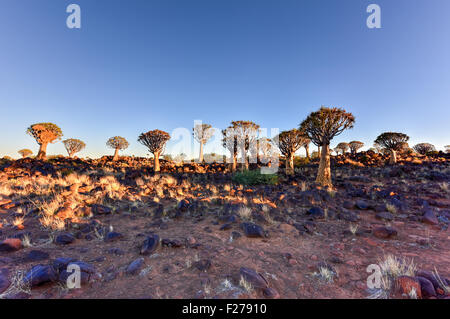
top-left (140, 234), bottom-right (160, 255)
top-left (417, 276), bottom-right (437, 298)
top-left (91, 204), bottom-right (112, 215)
top-left (220, 223), bottom-right (232, 231)
top-left (52, 257), bottom-right (77, 272)
top-left (263, 287), bottom-right (280, 299)
top-left (0, 268), bottom-right (10, 294)
top-left (376, 212), bottom-right (394, 221)
top-left (422, 210), bottom-right (439, 225)
top-left (373, 226), bottom-right (398, 239)
top-left (231, 231), bottom-right (241, 240)
top-left (104, 232), bottom-right (124, 242)
top-left (306, 207), bottom-right (325, 219)
top-left (126, 258), bottom-right (145, 275)
top-left (23, 265), bottom-right (57, 287)
top-left (240, 222), bottom-right (264, 238)
top-left (194, 259), bottom-right (211, 272)
top-left (0, 238), bottom-right (22, 252)
top-left (355, 200), bottom-right (369, 210)
top-left (338, 210), bottom-right (359, 222)
top-left (55, 233), bottom-right (75, 245)
top-left (416, 270), bottom-right (445, 292)
top-left (239, 267), bottom-right (268, 289)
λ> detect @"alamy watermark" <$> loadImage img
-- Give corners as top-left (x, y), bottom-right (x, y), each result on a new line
top-left (65, 4), bottom-right (381, 30)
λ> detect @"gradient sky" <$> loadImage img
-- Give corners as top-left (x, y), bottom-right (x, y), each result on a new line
top-left (1, 0), bottom-right (449, 159)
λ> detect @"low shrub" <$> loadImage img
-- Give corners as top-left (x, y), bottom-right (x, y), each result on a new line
top-left (232, 170), bottom-right (278, 185)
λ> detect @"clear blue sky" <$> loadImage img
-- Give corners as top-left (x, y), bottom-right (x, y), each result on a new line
top-left (1, 0), bottom-right (449, 159)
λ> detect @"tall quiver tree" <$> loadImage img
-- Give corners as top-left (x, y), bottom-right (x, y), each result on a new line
top-left (107, 136), bottom-right (129, 161)
top-left (138, 130), bottom-right (170, 172)
top-left (231, 121), bottom-right (260, 171)
top-left (27, 123), bottom-right (63, 160)
top-left (349, 141), bottom-right (364, 154)
top-left (222, 127), bottom-right (239, 172)
top-left (300, 106), bottom-right (355, 187)
top-left (193, 123), bottom-right (214, 163)
top-left (63, 139), bottom-right (86, 158)
top-left (277, 129), bottom-right (309, 175)
top-left (374, 132), bottom-right (409, 164)
top-left (18, 149), bottom-right (33, 158)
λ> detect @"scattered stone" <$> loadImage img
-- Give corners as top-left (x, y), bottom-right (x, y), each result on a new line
top-left (306, 207), bottom-right (325, 219)
top-left (0, 238), bottom-right (22, 252)
top-left (220, 223), bottom-right (232, 231)
top-left (91, 204), bottom-right (112, 215)
top-left (104, 232), bottom-right (123, 242)
top-left (23, 265), bottom-right (58, 287)
top-left (263, 287), bottom-right (280, 299)
top-left (422, 210), bottom-right (439, 225)
top-left (55, 233), bottom-right (75, 245)
top-left (240, 222), bottom-right (265, 238)
top-left (417, 276), bottom-right (437, 298)
top-left (239, 267), bottom-right (268, 289)
top-left (373, 226), bottom-right (398, 239)
top-left (376, 212), bottom-right (394, 221)
top-left (338, 210), bottom-right (359, 222)
top-left (140, 234), bottom-right (160, 255)
top-left (194, 259), bottom-right (212, 272)
top-left (0, 268), bottom-right (10, 294)
top-left (126, 258), bottom-right (145, 275)
top-left (355, 200), bottom-right (369, 210)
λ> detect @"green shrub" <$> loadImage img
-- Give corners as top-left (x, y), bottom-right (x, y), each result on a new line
top-left (232, 170), bottom-right (278, 185)
top-left (294, 156), bottom-right (309, 167)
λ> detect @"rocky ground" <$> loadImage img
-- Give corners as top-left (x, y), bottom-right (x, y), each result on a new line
top-left (0, 152), bottom-right (449, 299)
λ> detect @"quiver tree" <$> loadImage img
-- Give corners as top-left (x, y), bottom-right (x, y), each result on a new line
top-left (256, 138), bottom-right (277, 167)
top-left (138, 130), bottom-right (170, 172)
top-left (300, 106), bottom-right (355, 187)
top-left (413, 143), bottom-right (436, 155)
top-left (230, 121), bottom-right (260, 170)
top-left (277, 129), bottom-right (309, 175)
top-left (303, 138), bottom-right (311, 160)
top-left (335, 142), bottom-right (350, 155)
top-left (349, 141), bottom-right (364, 154)
top-left (193, 123), bottom-right (214, 162)
top-left (445, 145), bottom-right (450, 153)
top-left (63, 139), bottom-right (86, 158)
top-left (26, 123), bottom-right (63, 160)
top-left (18, 149), bottom-right (33, 158)
top-left (374, 132), bottom-right (409, 164)
top-left (106, 136), bottom-right (129, 161)
top-left (222, 127), bottom-right (239, 171)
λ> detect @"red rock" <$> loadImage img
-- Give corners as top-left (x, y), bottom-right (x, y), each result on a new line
top-left (0, 238), bottom-right (22, 252)
top-left (396, 276), bottom-right (422, 298)
top-left (373, 226), bottom-right (398, 239)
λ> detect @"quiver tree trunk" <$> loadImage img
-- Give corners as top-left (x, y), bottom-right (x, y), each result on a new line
top-left (199, 142), bottom-right (204, 163)
top-left (389, 150), bottom-right (397, 165)
top-left (317, 145), bottom-right (321, 159)
top-left (316, 144), bottom-right (332, 187)
top-left (286, 153), bottom-right (294, 175)
top-left (232, 154), bottom-right (237, 172)
top-left (305, 144), bottom-right (310, 160)
top-left (36, 143), bottom-right (48, 160)
top-left (69, 152), bottom-right (75, 158)
top-left (153, 151), bottom-right (161, 172)
top-left (113, 148), bottom-right (119, 161)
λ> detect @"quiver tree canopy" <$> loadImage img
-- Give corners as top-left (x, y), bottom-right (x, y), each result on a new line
top-left (63, 138), bottom-right (86, 157)
top-left (26, 122), bottom-right (63, 160)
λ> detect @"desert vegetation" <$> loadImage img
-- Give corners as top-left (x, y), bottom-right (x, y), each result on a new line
top-left (0, 106), bottom-right (448, 300)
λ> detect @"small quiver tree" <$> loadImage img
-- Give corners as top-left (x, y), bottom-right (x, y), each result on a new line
top-left (138, 130), bottom-right (171, 173)
top-left (26, 123), bottom-right (63, 160)
top-left (18, 149), bottom-right (33, 158)
top-left (374, 132), bottom-right (409, 164)
top-left (349, 141), bottom-right (364, 154)
top-left (193, 123), bottom-right (214, 163)
top-left (106, 136), bottom-right (129, 161)
top-left (63, 139), bottom-right (86, 158)
top-left (277, 129), bottom-right (308, 175)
